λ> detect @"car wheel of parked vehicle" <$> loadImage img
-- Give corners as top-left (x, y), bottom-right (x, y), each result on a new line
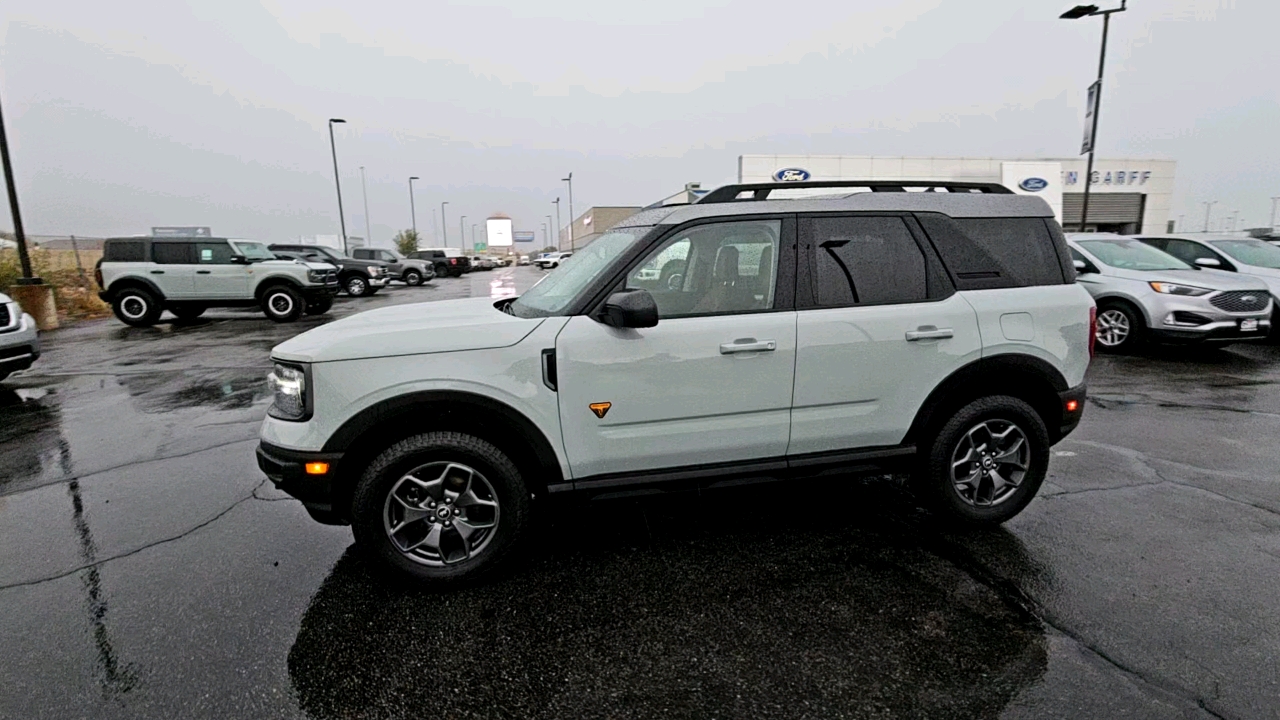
top-left (1095, 301), bottom-right (1143, 352)
top-left (344, 276), bottom-right (368, 297)
top-left (169, 305), bottom-right (206, 321)
top-left (352, 432), bottom-right (531, 586)
top-left (261, 285), bottom-right (304, 323)
top-left (403, 269), bottom-right (423, 286)
top-left (112, 287), bottom-right (163, 327)
top-left (305, 296), bottom-right (334, 315)
top-left (917, 395), bottom-right (1050, 525)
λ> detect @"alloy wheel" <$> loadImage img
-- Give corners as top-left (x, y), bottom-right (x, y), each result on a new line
top-left (120, 296), bottom-right (148, 320)
top-left (347, 277), bottom-right (367, 296)
top-left (950, 419), bottom-right (1030, 507)
top-left (383, 461), bottom-right (501, 566)
top-left (1096, 308), bottom-right (1131, 347)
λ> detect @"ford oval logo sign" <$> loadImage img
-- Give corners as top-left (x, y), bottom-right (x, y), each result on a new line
top-left (1018, 177), bottom-right (1049, 192)
top-left (773, 168), bottom-right (811, 182)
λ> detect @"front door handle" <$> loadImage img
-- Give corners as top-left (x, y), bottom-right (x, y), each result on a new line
top-left (150, 270), bottom-right (165, 274)
top-left (196, 270), bottom-right (211, 275)
top-left (905, 326), bottom-right (954, 341)
top-left (720, 338), bottom-right (777, 354)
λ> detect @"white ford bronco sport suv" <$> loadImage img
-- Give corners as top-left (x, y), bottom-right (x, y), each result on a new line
top-left (98, 236), bottom-right (341, 326)
top-left (258, 180), bottom-right (1094, 585)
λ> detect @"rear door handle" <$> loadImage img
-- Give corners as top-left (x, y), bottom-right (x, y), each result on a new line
top-left (720, 338), bottom-right (777, 354)
top-left (905, 326), bottom-right (953, 341)
top-left (196, 270), bottom-right (211, 275)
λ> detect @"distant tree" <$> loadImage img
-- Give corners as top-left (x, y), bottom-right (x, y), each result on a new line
top-left (394, 229), bottom-right (420, 255)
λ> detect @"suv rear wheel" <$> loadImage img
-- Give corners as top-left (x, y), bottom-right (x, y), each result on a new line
top-left (261, 285), bottom-right (304, 322)
top-left (351, 432), bottom-right (531, 586)
top-left (112, 287), bottom-right (163, 327)
top-left (916, 395), bottom-right (1050, 525)
top-left (402, 269), bottom-right (424, 286)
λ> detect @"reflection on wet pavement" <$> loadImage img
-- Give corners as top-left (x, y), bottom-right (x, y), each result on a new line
top-left (489, 267), bottom-right (518, 299)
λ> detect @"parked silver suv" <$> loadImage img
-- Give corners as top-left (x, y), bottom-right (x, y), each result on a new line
top-left (1136, 235), bottom-right (1280, 327)
top-left (1067, 234), bottom-right (1271, 351)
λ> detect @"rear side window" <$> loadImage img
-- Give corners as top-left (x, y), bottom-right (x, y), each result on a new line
top-left (952, 218), bottom-right (1066, 287)
top-left (804, 216), bottom-right (927, 306)
top-left (152, 242), bottom-right (193, 264)
top-left (104, 240), bottom-right (146, 262)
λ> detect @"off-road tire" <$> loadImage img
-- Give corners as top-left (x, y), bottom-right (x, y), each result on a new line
top-left (915, 395), bottom-right (1050, 525)
top-left (261, 285), bottom-right (305, 323)
top-left (351, 432), bottom-right (532, 587)
top-left (112, 287), bottom-right (163, 327)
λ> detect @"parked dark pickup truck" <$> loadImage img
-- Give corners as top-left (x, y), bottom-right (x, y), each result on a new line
top-left (269, 244), bottom-right (391, 297)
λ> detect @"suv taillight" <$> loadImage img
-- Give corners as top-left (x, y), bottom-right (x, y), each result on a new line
top-left (1088, 305), bottom-right (1097, 359)
top-left (450, 258), bottom-right (457, 265)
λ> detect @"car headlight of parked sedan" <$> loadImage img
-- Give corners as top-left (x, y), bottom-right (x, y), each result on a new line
top-left (267, 362), bottom-right (310, 420)
top-left (1149, 281), bottom-right (1211, 296)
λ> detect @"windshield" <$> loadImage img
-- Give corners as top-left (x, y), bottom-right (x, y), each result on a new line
top-left (310, 247), bottom-right (344, 260)
top-left (230, 241), bottom-right (277, 261)
top-left (1210, 239), bottom-right (1280, 269)
top-left (1078, 239), bottom-right (1191, 271)
top-left (509, 228), bottom-right (651, 318)
top-left (385, 249), bottom-right (405, 259)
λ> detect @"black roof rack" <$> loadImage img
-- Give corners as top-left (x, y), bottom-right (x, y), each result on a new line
top-left (696, 180), bottom-right (1014, 204)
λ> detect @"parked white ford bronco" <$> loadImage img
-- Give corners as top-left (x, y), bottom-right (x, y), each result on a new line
top-left (97, 236), bottom-right (341, 326)
top-left (258, 180), bottom-right (1095, 585)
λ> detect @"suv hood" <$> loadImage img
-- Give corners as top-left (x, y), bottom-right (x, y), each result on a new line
top-left (262, 259), bottom-right (335, 272)
top-left (272, 297), bottom-right (544, 363)
top-left (1107, 267), bottom-right (1271, 291)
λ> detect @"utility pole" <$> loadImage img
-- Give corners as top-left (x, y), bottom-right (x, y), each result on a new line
top-left (440, 202), bottom-right (449, 248)
top-left (459, 216), bottom-right (466, 252)
top-left (359, 166), bottom-right (373, 247)
top-left (1229, 209), bottom-right (1239, 232)
top-left (432, 208), bottom-right (438, 245)
top-left (1061, 1), bottom-right (1126, 232)
top-left (408, 176), bottom-right (420, 236)
top-left (327, 118), bottom-right (349, 254)
top-left (541, 223), bottom-right (548, 248)
top-left (553, 198), bottom-right (562, 250)
top-left (562, 173), bottom-right (575, 251)
top-left (1270, 196), bottom-right (1280, 231)
top-left (0, 90), bottom-right (36, 283)
top-left (472, 223), bottom-right (477, 249)
top-left (1203, 200), bottom-right (1217, 232)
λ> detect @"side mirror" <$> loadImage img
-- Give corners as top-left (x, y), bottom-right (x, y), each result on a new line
top-left (230, 254), bottom-right (249, 264)
top-left (600, 289), bottom-right (658, 328)
top-left (1072, 259), bottom-right (1088, 272)
top-left (1194, 257), bottom-right (1221, 268)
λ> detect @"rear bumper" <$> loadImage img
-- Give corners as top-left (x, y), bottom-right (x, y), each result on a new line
top-left (256, 441), bottom-right (345, 519)
top-left (1056, 383), bottom-right (1087, 442)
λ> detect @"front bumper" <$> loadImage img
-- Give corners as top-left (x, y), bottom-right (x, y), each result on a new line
top-left (1149, 318), bottom-right (1270, 343)
top-left (0, 313), bottom-right (41, 376)
top-left (1139, 292), bottom-right (1271, 343)
top-left (369, 276), bottom-right (389, 288)
top-left (256, 441), bottom-right (346, 522)
top-left (302, 281), bottom-right (341, 301)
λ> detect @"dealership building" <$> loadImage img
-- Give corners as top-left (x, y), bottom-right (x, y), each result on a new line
top-left (738, 155), bottom-right (1177, 235)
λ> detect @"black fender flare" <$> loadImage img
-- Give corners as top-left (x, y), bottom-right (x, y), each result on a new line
top-left (104, 277), bottom-right (165, 303)
top-left (254, 277), bottom-right (305, 302)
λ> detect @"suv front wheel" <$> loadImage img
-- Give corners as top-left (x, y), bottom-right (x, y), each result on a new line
top-left (261, 285), bottom-right (304, 322)
top-left (351, 432), bottom-right (531, 586)
top-left (112, 287), bottom-right (163, 327)
top-left (402, 268), bottom-right (424, 286)
top-left (917, 395), bottom-right (1050, 525)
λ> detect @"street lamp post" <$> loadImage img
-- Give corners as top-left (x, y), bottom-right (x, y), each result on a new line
top-left (553, 198), bottom-right (561, 250)
top-left (459, 216), bottom-right (466, 252)
top-left (1229, 210), bottom-right (1239, 232)
top-left (541, 223), bottom-right (548, 248)
top-left (1060, 2), bottom-right (1126, 232)
top-left (1270, 196), bottom-right (1280, 231)
top-left (1203, 200), bottom-right (1217, 232)
top-left (562, 173), bottom-right (575, 251)
top-left (327, 118), bottom-right (349, 254)
top-left (408, 177), bottom-right (420, 236)
top-left (472, 223), bottom-right (477, 249)
top-left (440, 202), bottom-right (449, 248)
top-left (0, 88), bottom-right (36, 284)
top-left (545, 215), bottom-right (553, 249)
top-left (359, 166), bottom-right (372, 249)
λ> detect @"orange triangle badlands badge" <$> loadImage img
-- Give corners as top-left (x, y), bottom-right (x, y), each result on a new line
top-left (589, 402), bottom-right (611, 419)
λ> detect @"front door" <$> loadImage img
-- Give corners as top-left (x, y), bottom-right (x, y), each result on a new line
top-left (194, 241), bottom-right (250, 298)
top-left (555, 217), bottom-right (797, 480)
top-left (789, 215), bottom-right (981, 454)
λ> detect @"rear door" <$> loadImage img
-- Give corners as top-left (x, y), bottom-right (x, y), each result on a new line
top-left (149, 242), bottom-right (196, 299)
top-left (555, 217), bottom-right (798, 479)
top-left (194, 241), bottom-right (250, 298)
top-left (789, 214), bottom-right (981, 455)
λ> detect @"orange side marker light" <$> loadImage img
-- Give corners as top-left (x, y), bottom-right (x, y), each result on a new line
top-left (305, 462), bottom-right (330, 475)
top-left (1065, 400), bottom-right (1079, 413)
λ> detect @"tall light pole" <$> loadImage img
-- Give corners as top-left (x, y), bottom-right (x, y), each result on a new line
top-left (562, 173), bottom-right (575, 251)
top-left (553, 198), bottom-right (561, 249)
top-left (359, 166), bottom-right (372, 248)
top-left (545, 215), bottom-right (553, 248)
top-left (432, 208), bottom-right (438, 245)
top-left (440, 201), bottom-right (449, 248)
top-left (472, 223), bottom-right (477, 249)
top-left (327, 118), bottom-right (349, 254)
top-left (1229, 209), bottom-right (1239, 232)
top-left (0, 87), bottom-right (36, 283)
top-left (459, 215), bottom-right (466, 252)
top-left (541, 222), bottom-right (548, 248)
top-left (1203, 200), bottom-right (1217, 232)
top-left (1061, 2), bottom-right (1125, 232)
top-left (1270, 196), bottom-right (1280, 231)
top-left (408, 176), bottom-right (420, 236)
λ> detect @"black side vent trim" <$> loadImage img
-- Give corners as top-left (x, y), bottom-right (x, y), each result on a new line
top-left (541, 349), bottom-right (558, 392)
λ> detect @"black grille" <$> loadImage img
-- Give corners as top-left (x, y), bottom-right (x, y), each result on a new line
top-left (1210, 291), bottom-right (1270, 313)
top-left (0, 303), bottom-right (11, 331)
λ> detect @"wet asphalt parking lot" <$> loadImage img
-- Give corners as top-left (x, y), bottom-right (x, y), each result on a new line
top-left (2, 265), bottom-right (1279, 719)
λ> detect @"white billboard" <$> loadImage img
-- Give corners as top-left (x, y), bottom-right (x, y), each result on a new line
top-left (486, 218), bottom-right (513, 247)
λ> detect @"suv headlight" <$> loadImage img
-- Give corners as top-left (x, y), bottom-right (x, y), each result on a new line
top-left (367, 266), bottom-right (381, 276)
top-left (267, 362), bottom-right (310, 420)
top-left (1149, 281), bottom-right (1211, 296)
top-left (307, 269), bottom-right (328, 283)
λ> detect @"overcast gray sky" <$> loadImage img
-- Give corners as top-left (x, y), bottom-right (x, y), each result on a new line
top-left (1, 0), bottom-right (1276, 247)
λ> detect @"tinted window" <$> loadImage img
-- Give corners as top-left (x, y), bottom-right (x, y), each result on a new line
top-left (1157, 239), bottom-right (1228, 268)
top-left (196, 242), bottom-right (235, 264)
top-left (625, 219), bottom-right (781, 318)
top-left (1211, 239), bottom-right (1280, 269)
top-left (805, 216), bottom-right (926, 306)
top-left (152, 242), bottom-right (193, 264)
top-left (953, 218), bottom-right (1064, 286)
top-left (104, 240), bottom-right (146, 262)
top-left (1078, 239), bottom-right (1190, 270)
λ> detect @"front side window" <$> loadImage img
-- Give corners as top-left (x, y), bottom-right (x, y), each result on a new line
top-left (1210, 239), bottom-right (1280, 269)
top-left (1078, 239), bottom-right (1190, 271)
top-left (196, 242), bottom-right (235, 264)
top-left (230, 241), bottom-right (277, 261)
top-left (509, 228), bottom-right (650, 318)
top-left (1157, 239), bottom-right (1223, 267)
top-left (805, 216), bottom-right (927, 306)
top-left (625, 219), bottom-right (781, 318)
